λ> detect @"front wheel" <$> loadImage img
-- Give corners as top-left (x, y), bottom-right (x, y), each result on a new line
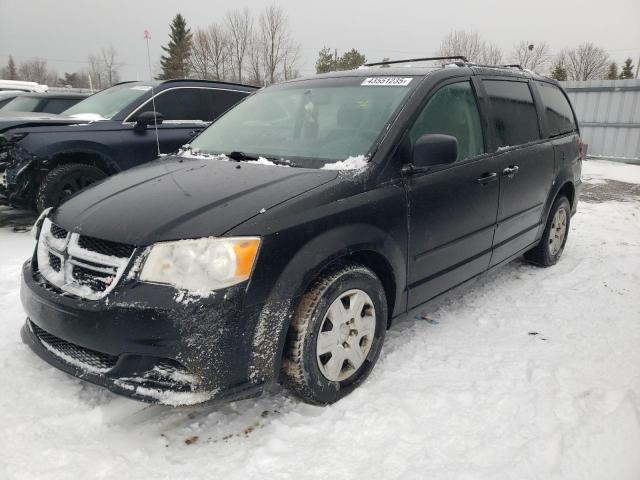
top-left (524, 195), bottom-right (571, 266)
top-left (36, 163), bottom-right (106, 212)
top-left (282, 265), bottom-right (387, 405)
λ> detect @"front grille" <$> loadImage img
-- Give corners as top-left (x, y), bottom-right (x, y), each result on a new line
top-left (78, 235), bottom-right (135, 259)
top-left (71, 265), bottom-right (112, 292)
top-left (50, 224), bottom-right (68, 239)
top-left (31, 321), bottom-right (118, 372)
top-left (36, 219), bottom-right (135, 300)
top-left (48, 252), bottom-right (61, 272)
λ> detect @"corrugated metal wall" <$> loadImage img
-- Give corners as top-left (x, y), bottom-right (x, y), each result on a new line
top-left (561, 79), bottom-right (640, 162)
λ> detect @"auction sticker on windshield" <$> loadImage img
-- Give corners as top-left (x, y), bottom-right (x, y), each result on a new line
top-left (361, 77), bottom-right (413, 86)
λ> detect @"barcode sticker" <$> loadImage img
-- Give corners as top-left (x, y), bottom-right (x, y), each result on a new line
top-left (361, 77), bottom-right (413, 86)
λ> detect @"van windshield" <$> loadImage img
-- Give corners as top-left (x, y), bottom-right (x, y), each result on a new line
top-left (189, 76), bottom-right (417, 168)
top-left (62, 83), bottom-right (152, 120)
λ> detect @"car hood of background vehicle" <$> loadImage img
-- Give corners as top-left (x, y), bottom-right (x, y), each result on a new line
top-left (0, 112), bottom-right (91, 133)
top-left (51, 155), bottom-right (339, 245)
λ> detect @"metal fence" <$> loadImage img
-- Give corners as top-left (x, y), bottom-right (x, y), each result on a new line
top-left (561, 79), bottom-right (640, 163)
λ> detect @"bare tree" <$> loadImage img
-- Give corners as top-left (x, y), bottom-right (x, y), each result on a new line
top-left (208, 23), bottom-right (231, 80)
top-left (437, 30), bottom-right (502, 65)
top-left (283, 43), bottom-right (301, 80)
top-left (226, 7), bottom-right (253, 82)
top-left (18, 58), bottom-right (56, 84)
top-left (101, 45), bottom-right (121, 87)
top-left (88, 54), bottom-right (103, 89)
top-left (563, 43), bottom-right (610, 80)
top-left (259, 5), bottom-right (290, 85)
top-left (190, 29), bottom-right (214, 79)
top-left (510, 41), bottom-right (552, 71)
top-left (247, 35), bottom-right (265, 86)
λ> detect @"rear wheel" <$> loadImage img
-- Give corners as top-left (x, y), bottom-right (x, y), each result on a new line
top-left (282, 265), bottom-right (387, 405)
top-left (36, 163), bottom-right (106, 212)
top-left (524, 195), bottom-right (571, 266)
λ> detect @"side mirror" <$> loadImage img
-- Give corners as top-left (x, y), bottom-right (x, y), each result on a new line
top-left (412, 134), bottom-right (458, 169)
top-left (134, 111), bottom-right (164, 131)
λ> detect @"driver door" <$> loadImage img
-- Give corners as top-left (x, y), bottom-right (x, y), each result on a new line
top-left (405, 80), bottom-right (502, 308)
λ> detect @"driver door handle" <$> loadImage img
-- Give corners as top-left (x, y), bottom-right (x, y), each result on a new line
top-left (476, 172), bottom-right (498, 184)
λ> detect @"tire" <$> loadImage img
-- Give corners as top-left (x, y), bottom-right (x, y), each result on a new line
top-left (282, 264), bottom-right (387, 405)
top-left (524, 195), bottom-right (571, 267)
top-left (36, 163), bottom-right (106, 212)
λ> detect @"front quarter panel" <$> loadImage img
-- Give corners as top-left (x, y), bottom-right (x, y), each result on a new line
top-left (229, 171), bottom-right (408, 384)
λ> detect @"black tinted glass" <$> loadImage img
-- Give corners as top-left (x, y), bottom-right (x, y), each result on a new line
top-left (538, 82), bottom-right (576, 137)
top-left (484, 80), bottom-right (540, 148)
top-left (43, 98), bottom-right (79, 114)
top-left (152, 88), bottom-right (208, 121)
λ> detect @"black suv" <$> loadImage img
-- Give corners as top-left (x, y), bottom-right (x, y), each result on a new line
top-left (0, 79), bottom-right (256, 211)
top-left (21, 59), bottom-right (582, 406)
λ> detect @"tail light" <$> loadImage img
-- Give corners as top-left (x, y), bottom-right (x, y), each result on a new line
top-left (578, 139), bottom-right (585, 161)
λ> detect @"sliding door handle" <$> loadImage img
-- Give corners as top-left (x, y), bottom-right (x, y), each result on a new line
top-left (476, 172), bottom-right (498, 184)
top-left (502, 165), bottom-right (520, 176)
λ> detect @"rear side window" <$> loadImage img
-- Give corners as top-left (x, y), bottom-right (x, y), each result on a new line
top-left (42, 98), bottom-right (79, 114)
top-left (149, 88), bottom-right (209, 121)
top-left (483, 80), bottom-right (540, 149)
top-left (201, 89), bottom-right (248, 121)
top-left (537, 82), bottom-right (576, 137)
top-left (409, 81), bottom-right (484, 161)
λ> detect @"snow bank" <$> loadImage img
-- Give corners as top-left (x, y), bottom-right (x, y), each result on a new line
top-left (321, 155), bottom-right (368, 171)
top-left (0, 166), bottom-right (639, 479)
top-left (583, 159), bottom-right (640, 184)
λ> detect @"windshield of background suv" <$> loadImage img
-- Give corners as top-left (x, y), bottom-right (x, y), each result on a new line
top-left (0, 96), bottom-right (41, 112)
top-left (189, 76), bottom-right (417, 168)
top-left (61, 83), bottom-right (152, 120)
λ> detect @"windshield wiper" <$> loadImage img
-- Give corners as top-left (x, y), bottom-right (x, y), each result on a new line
top-left (228, 151), bottom-right (258, 161)
top-left (227, 151), bottom-right (293, 167)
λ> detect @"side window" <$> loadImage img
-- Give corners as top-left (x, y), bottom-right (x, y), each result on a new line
top-left (150, 88), bottom-right (208, 121)
top-left (483, 80), bottom-right (540, 148)
top-left (42, 98), bottom-right (77, 114)
top-left (201, 89), bottom-right (248, 121)
top-left (537, 82), bottom-right (576, 137)
top-left (409, 81), bottom-right (484, 161)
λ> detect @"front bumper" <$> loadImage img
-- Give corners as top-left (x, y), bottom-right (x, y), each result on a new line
top-left (20, 260), bottom-right (267, 405)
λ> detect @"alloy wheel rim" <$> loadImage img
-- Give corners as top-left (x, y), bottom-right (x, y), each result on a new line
top-left (548, 207), bottom-right (567, 256)
top-left (316, 289), bottom-right (376, 382)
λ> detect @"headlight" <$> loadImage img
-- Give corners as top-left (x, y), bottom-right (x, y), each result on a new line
top-left (31, 207), bottom-right (52, 239)
top-left (139, 237), bottom-right (261, 294)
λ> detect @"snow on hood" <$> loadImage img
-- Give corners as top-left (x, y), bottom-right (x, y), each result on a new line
top-left (321, 155), bottom-right (369, 171)
top-left (68, 113), bottom-right (107, 121)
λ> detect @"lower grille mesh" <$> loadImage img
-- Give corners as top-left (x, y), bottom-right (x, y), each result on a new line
top-left (31, 322), bottom-right (118, 372)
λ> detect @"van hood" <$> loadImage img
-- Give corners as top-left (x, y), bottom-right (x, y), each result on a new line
top-left (51, 155), bottom-right (338, 245)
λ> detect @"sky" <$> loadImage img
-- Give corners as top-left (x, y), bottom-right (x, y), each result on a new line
top-left (1, 0), bottom-right (639, 81)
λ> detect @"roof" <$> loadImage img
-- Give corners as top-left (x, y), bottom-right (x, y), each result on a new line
top-left (16, 92), bottom-right (90, 99)
top-left (111, 78), bottom-right (258, 91)
top-left (284, 64), bottom-right (553, 84)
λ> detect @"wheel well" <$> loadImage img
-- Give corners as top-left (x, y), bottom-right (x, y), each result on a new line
top-left (310, 250), bottom-right (397, 328)
top-left (557, 181), bottom-right (575, 208)
top-left (46, 152), bottom-right (114, 176)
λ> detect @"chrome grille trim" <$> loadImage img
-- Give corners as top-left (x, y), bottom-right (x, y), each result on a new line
top-left (36, 218), bottom-right (134, 300)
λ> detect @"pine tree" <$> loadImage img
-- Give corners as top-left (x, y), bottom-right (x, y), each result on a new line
top-left (619, 58), bottom-right (635, 79)
top-left (550, 62), bottom-right (568, 81)
top-left (606, 62), bottom-right (619, 80)
top-left (158, 14), bottom-right (193, 80)
top-left (337, 49), bottom-right (366, 71)
top-left (315, 47), bottom-right (336, 74)
top-left (5, 56), bottom-right (18, 80)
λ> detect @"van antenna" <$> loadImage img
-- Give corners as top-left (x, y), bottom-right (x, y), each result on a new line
top-left (144, 30), bottom-right (161, 156)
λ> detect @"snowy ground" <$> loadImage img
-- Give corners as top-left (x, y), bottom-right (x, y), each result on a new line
top-left (1, 160), bottom-right (639, 480)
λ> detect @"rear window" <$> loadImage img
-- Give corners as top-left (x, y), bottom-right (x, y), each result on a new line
top-left (483, 80), bottom-right (541, 149)
top-left (537, 82), bottom-right (576, 137)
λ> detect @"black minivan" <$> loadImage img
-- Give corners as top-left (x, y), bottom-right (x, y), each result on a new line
top-left (20, 59), bottom-right (582, 406)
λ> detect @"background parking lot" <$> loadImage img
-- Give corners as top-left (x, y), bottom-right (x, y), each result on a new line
top-left (1, 159), bottom-right (638, 480)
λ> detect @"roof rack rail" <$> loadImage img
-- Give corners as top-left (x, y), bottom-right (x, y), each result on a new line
top-left (160, 78), bottom-right (256, 89)
top-left (499, 64), bottom-right (523, 70)
top-left (364, 56), bottom-right (468, 67)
